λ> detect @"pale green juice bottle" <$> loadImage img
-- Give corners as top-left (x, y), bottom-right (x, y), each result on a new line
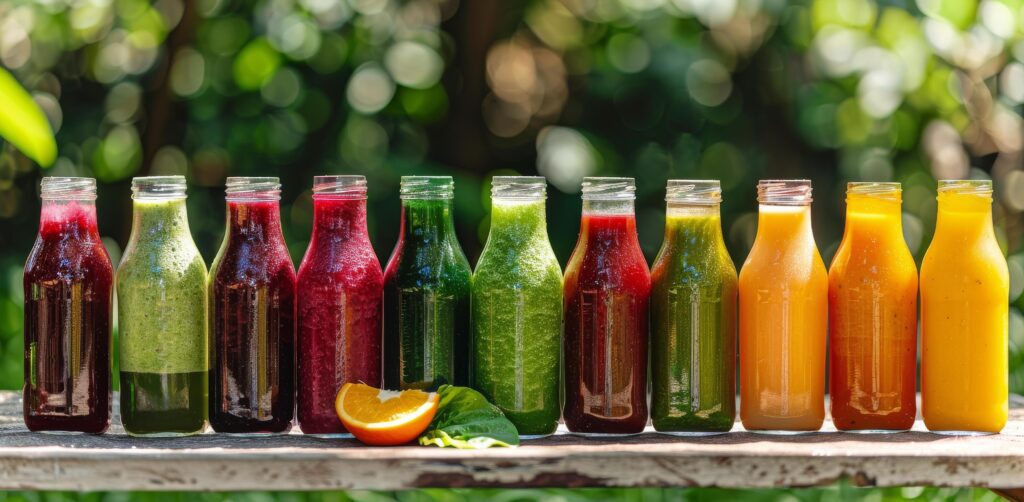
top-left (116, 176), bottom-right (208, 436)
top-left (472, 176), bottom-right (562, 437)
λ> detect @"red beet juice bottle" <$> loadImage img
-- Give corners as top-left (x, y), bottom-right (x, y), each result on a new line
top-left (209, 177), bottom-right (296, 433)
top-left (563, 177), bottom-right (651, 435)
top-left (23, 177), bottom-right (113, 433)
top-left (296, 175), bottom-right (383, 435)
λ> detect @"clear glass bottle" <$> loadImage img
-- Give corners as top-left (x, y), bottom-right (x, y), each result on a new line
top-left (738, 179), bottom-right (827, 433)
top-left (208, 177), bottom-right (296, 433)
top-left (383, 176), bottom-right (472, 389)
top-left (117, 176), bottom-right (208, 436)
top-left (472, 176), bottom-right (562, 437)
top-left (563, 177), bottom-right (651, 435)
top-left (650, 180), bottom-right (737, 434)
top-left (23, 177), bottom-right (113, 433)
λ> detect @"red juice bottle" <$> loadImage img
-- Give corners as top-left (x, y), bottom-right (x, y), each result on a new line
top-left (563, 177), bottom-right (651, 435)
top-left (209, 177), bottom-right (296, 433)
top-left (296, 175), bottom-right (383, 435)
top-left (23, 177), bottom-right (113, 433)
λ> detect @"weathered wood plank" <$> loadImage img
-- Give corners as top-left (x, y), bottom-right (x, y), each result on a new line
top-left (1, 392), bottom-right (1022, 491)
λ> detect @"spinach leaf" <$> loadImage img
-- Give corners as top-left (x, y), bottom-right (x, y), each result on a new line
top-left (418, 385), bottom-right (520, 448)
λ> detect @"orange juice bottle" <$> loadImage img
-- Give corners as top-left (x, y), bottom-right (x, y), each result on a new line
top-left (921, 179), bottom-right (1009, 434)
top-left (739, 180), bottom-right (827, 432)
top-left (828, 182), bottom-right (918, 432)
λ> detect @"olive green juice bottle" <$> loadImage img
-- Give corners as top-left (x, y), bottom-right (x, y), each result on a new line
top-left (116, 176), bottom-right (208, 436)
top-left (650, 180), bottom-right (737, 434)
top-left (472, 176), bottom-right (562, 437)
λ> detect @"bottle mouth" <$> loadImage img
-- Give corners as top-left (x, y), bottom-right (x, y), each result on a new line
top-left (666, 180), bottom-right (721, 204)
top-left (846, 181), bottom-right (900, 201)
top-left (313, 175), bottom-right (367, 199)
top-left (937, 179), bottom-right (993, 197)
top-left (492, 176), bottom-right (546, 200)
top-left (132, 176), bottom-right (187, 200)
top-left (581, 177), bottom-right (635, 201)
top-left (40, 177), bottom-right (97, 200)
top-left (757, 179), bottom-right (812, 205)
top-left (225, 176), bottom-right (282, 201)
top-left (400, 176), bottom-right (454, 200)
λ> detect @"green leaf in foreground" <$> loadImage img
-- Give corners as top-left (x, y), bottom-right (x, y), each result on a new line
top-left (419, 385), bottom-right (520, 449)
top-left (0, 67), bottom-right (56, 167)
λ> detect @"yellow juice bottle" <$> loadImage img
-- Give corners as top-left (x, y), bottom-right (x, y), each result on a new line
top-left (921, 179), bottom-right (1009, 434)
top-left (739, 180), bottom-right (828, 432)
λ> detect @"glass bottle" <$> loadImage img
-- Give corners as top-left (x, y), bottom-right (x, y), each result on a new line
top-left (650, 180), bottom-right (737, 434)
top-left (209, 177), bottom-right (296, 433)
top-left (738, 179), bottom-right (827, 433)
top-left (296, 175), bottom-right (383, 435)
top-left (117, 176), bottom-right (208, 436)
top-left (383, 176), bottom-right (472, 389)
top-left (563, 177), bottom-right (651, 435)
top-left (23, 177), bottom-right (113, 433)
top-left (828, 182), bottom-right (917, 432)
top-left (472, 176), bottom-right (562, 437)
top-left (921, 179), bottom-right (1008, 434)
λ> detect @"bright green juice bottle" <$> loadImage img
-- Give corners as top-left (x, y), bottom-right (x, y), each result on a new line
top-left (383, 176), bottom-right (472, 389)
top-left (472, 176), bottom-right (562, 437)
top-left (650, 180), bottom-right (737, 434)
top-left (116, 176), bottom-right (208, 436)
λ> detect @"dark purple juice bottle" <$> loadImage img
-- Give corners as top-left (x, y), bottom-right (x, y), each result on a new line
top-left (23, 177), bottom-right (113, 433)
top-left (209, 177), bottom-right (296, 433)
top-left (296, 175), bottom-right (383, 435)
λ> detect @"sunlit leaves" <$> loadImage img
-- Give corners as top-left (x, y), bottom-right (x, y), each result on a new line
top-left (917, 0), bottom-right (978, 30)
top-left (0, 67), bottom-right (56, 167)
top-left (233, 38), bottom-right (282, 90)
top-left (91, 124), bottom-right (141, 181)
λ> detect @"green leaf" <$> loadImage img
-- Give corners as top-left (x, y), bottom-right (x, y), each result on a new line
top-left (0, 67), bottom-right (56, 167)
top-left (418, 385), bottom-right (520, 448)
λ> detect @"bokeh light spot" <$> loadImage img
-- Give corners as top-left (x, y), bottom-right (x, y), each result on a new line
top-left (346, 63), bottom-right (396, 114)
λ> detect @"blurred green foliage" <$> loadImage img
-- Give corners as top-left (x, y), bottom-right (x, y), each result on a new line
top-left (0, 0), bottom-right (1023, 499)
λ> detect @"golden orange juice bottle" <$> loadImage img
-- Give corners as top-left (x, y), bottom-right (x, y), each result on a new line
top-left (921, 179), bottom-right (1009, 434)
top-left (828, 182), bottom-right (918, 432)
top-left (739, 180), bottom-right (827, 432)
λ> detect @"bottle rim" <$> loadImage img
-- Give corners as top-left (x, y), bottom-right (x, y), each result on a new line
top-left (666, 179), bottom-right (721, 204)
top-left (313, 175), bottom-right (367, 199)
top-left (846, 181), bottom-right (901, 201)
top-left (492, 175), bottom-right (546, 200)
top-left (582, 177), bottom-right (635, 201)
top-left (225, 176), bottom-right (281, 201)
top-left (132, 175), bottom-right (187, 200)
top-left (937, 179), bottom-right (993, 196)
top-left (40, 177), bottom-right (97, 200)
top-left (757, 179), bottom-right (812, 205)
top-left (400, 175), bottom-right (454, 200)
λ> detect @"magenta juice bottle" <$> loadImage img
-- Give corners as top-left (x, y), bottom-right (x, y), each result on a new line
top-left (296, 175), bottom-right (383, 435)
top-left (209, 177), bottom-right (296, 433)
top-left (23, 177), bottom-right (113, 433)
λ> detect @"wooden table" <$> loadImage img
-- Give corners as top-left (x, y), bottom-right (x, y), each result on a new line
top-left (1, 392), bottom-right (1022, 492)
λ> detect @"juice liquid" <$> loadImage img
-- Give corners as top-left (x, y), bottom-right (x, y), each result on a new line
top-left (384, 177), bottom-right (472, 389)
top-left (118, 178), bottom-right (208, 436)
top-left (921, 180), bottom-right (1008, 433)
top-left (23, 178), bottom-right (112, 433)
top-left (563, 178), bottom-right (650, 434)
top-left (828, 183), bottom-right (917, 431)
top-left (650, 182), bottom-right (737, 433)
top-left (739, 180), bottom-right (827, 432)
top-left (472, 177), bottom-right (562, 436)
top-left (296, 177), bottom-right (383, 434)
top-left (209, 179), bottom-right (296, 433)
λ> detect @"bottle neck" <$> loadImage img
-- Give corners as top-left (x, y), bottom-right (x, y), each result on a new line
top-left (311, 196), bottom-right (369, 242)
top-left (934, 192), bottom-right (995, 239)
top-left (399, 198), bottom-right (456, 244)
top-left (756, 203), bottom-right (813, 242)
top-left (39, 199), bottom-right (100, 240)
top-left (130, 197), bottom-right (191, 243)
top-left (582, 198), bottom-right (634, 216)
top-left (226, 199), bottom-right (285, 242)
top-left (664, 202), bottom-right (724, 242)
top-left (843, 194), bottom-right (904, 241)
top-left (489, 198), bottom-right (547, 242)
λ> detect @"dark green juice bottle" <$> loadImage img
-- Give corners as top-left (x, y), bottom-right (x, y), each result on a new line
top-left (383, 176), bottom-right (472, 389)
top-left (650, 180), bottom-right (737, 434)
top-left (472, 176), bottom-right (562, 437)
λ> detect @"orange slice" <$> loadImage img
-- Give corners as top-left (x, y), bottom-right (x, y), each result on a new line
top-left (335, 383), bottom-right (439, 446)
